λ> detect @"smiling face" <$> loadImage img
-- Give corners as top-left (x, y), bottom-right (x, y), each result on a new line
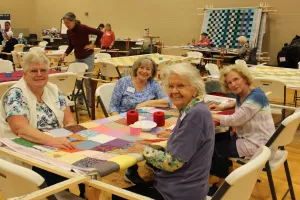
top-left (24, 63), bottom-right (49, 90)
top-left (167, 73), bottom-right (197, 111)
top-left (225, 71), bottom-right (249, 95)
top-left (136, 62), bottom-right (153, 81)
top-left (63, 19), bottom-right (75, 30)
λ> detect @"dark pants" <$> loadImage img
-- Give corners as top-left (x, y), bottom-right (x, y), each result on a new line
top-left (210, 132), bottom-right (241, 179)
top-left (32, 167), bottom-right (86, 198)
top-left (112, 181), bottom-right (164, 200)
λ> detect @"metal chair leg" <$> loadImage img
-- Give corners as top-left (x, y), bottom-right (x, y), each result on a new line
top-left (284, 160), bottom-right (296, 200)
top-left (74, 100), bottom-right (79, 124)
top-left (265, 162), bottom-right (277, 200)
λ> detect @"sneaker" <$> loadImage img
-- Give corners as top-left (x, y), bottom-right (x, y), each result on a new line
top-left (207, 183), bottom-right (219, 197)
top-left (124, 173), bottom-right (146, 186)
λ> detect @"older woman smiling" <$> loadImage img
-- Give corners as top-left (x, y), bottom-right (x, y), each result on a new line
top-left (113, 63), bottom-right (214, 200)
top-left (0, 50), bottom-right (75, 149)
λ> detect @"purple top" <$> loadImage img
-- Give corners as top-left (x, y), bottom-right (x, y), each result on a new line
top-left (155, 102), bottom-right (215, 200)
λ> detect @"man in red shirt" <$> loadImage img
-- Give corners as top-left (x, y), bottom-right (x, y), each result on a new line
top-left (195, 33), bottom-right (210, 47)
top-left (60, 12), bottom-right (102, 114)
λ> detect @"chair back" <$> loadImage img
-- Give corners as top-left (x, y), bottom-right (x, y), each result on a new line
top-left (48, 72), bottom-right (77, 96)
top-left (187, 51), bottom-right (203, 65)
top-left (0, 81), bottom-right (17, 100)
top-left (253, 77), bottom-right (286, 103)
top-left (13, 44), bottom-right (25, 52)
top-left (180, 56), bottom-right (193, 63)
top-left (96, 83), bottom-right (116, 117)
top-left (11, 51), bottom-right (21, 68)
top-left (98, 61), bottom-right (121, 78)
top-left (0, 158), bottom-right (44, 199)
top-left (67, 62), bottom-right (88, 74)
top-left (0, 60), bottom-right (14, 72)
top-left (29, 47), bottom-right (44, 52)
top-left (0, 45), bottom-right (3, 53)
top-left (94, 48), bottom-right (101, 54)
top-left (64, 51), bottom-right (76, 63)
top-left (38, 41), bottom-right (48, 49)
top-left (266, 110), bottom-right (300, 148)
top-left (157, 60), bottom-right (171, 71)
top-left (95, 53), bottom-right (111, 59)
top-left (212, 146), bottom-right (271, 200)
top-left (205, 63), bottom-right (220, 75)
top-left (235, 59), bottom-right (247, 68)
top-left (58, 45), bottom-right (68, 50)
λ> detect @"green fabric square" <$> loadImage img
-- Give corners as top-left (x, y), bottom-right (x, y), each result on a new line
top-left (13, 138), bottom-right (36, 147)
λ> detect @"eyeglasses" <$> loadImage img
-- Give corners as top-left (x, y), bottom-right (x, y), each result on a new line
top-left (226, 77), bottom-right (241, 86)
top-left (167, 84), bottom-right (191, 91)
top-left (28, 69), bottom-right (48, 76)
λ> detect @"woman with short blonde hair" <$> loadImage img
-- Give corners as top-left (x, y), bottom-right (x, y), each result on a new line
top-left (208, 65), bottom-right (275, 196)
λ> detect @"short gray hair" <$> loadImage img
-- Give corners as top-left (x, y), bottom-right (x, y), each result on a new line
top-left (219, 65), bottom-right (254, 92)
top-left (132, 56), bottom-right (157, 80)
top-left (238, 36), bottom-right (247, 43)
top-left (163, 63), bottom-right (206, 96)
top-left (63, 12), bottom-right (76, 22)
top-left (21, 50), bottom-right (50, 73)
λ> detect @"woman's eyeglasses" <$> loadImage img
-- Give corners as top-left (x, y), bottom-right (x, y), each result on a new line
top-left (227, 77), bottom-right (241, 86)
top-left (28, 69), bottom-right (48, 76)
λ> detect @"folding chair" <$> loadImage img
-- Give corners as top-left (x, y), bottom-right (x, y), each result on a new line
top-left (95, 83), bottom-right (116, 117)
top-left (48, 72), bottom-right (81, 123)
top-left (0, 158), bottom-right (85, 199)
top-left (208, 146), bottom-right (271, 200)
top-left (253, 77), bottom-right (287, 121)
top-left (230, 110), bottom-right (300, 200)
top-left (205, 63), bottom-right (220, 76)
top-left (0, 60), bottom-right (14, 72)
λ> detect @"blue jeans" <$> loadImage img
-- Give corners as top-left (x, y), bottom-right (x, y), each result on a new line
top-left (75, 53), bottom-right (94, 107)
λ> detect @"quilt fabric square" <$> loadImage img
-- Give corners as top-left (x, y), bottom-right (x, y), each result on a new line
top-left (75, 140), bottom-right (101, 150)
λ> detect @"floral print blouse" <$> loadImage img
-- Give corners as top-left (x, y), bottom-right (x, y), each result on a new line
top-left (3, 88), bottom-right (67, 132)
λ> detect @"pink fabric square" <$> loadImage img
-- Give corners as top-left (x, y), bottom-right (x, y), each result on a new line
top-left (91, 125), bottom-right (114, 134)
top-left (103, 130), bottom-right (128, 138)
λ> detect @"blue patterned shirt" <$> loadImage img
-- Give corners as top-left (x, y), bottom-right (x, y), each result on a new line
top-left (109, 76), bottom-right (170, 113)
top-left (3, 88), bottom-right (67, 132)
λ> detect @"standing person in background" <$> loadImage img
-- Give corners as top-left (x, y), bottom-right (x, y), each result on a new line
top-left (60, 12), bottom-right (103, 115)
top-left (101, 23), bottom-right (115, 49)
top-left (1, 31), bottom-right (18, 59)
top-left (2, 21), bottom-right (11, 46)
top-left (97, 23), bottom-right (105, 32)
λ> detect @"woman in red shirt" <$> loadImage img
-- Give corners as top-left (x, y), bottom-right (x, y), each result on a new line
top-left (195, 33), bottom-right (210, 47)
top-left (101, 23), bottom-right (115, 49)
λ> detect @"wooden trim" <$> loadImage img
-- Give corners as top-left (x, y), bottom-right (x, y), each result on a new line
top-left (88, 180), bottom-right (153, 200)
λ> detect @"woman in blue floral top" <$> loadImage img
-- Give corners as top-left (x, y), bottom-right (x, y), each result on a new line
top-left (109, 56), bottom-right (171, 116)
top-left (0, 50), bottom-right (76, 149)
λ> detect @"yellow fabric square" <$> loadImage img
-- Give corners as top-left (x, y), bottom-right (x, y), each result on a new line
top-left (80, 121), bottom-right (100, 128)
top-left (152, 141), bottom-right (167, 149)
top-left (108, 155), bottom-right (137, 170)
top-left (56, 154), bottom-right (86, 164)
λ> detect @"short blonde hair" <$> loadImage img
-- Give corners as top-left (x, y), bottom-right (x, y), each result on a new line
top-left (131, 56), bottom-right (157, 80)
top-left (163, 63), bottom-right (206, 96)
top-left (237, 36), bottom-right (247, 43)
top-left (219, 65), bottom-right (254, 92)
top-left (21, 50), bottom-right (50, 73)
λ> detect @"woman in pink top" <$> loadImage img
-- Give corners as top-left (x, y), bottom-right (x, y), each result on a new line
top-left (101, 23), bottom-right (115, 49)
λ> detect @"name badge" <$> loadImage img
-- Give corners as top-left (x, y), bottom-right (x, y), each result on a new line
top-left (126, 87), bottom-right (135, 93)
top-left (180, 112), bottom-right (186, 121)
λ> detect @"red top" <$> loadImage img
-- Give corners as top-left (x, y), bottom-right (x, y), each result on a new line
top-left (65, 23), bottom-right (103, 59)
top-left (197, 38), bottom-right (210, 47)
top-left (101, 31), bottom-right (115, 48)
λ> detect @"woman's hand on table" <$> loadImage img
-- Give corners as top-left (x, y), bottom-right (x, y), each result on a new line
top-left (136, 102), bottom-right (148, 109)
top-left (48, 137), bottom-right (74, 150)
top-left (209, 103), bottom-right (224, 111)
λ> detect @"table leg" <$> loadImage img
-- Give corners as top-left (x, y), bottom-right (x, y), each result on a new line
top-left (149, 38), bottom-right (153, 54)
top-left (90, 78), bottom-right (98, 120)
